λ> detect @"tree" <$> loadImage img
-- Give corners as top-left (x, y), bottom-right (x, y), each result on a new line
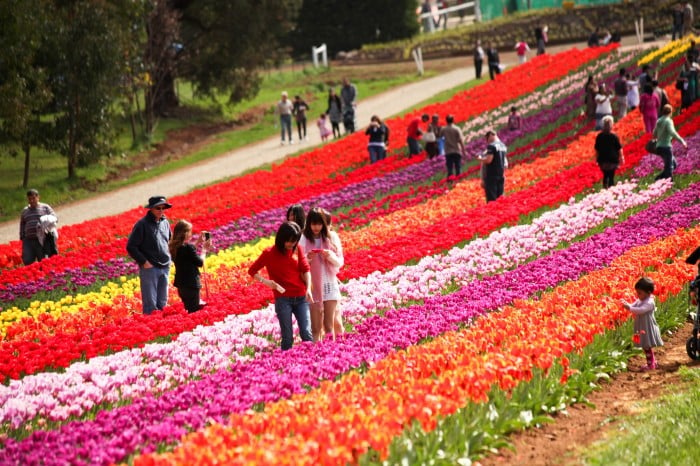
top-left (43, 0), bottom-right (126, 178)
top-left (144, 0), bottom-right (181, 130)
top-left (143, 0), bottom-right (302, 117)
top-left (291, 0), bottom-right (419, 57)
top-left (0, 0), bottom-right (53, 188)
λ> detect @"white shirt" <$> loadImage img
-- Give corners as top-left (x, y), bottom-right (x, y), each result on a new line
top-left (595, 93), bottom-right (612, 114)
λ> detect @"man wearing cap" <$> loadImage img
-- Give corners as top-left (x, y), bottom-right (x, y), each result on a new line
top-left (127, 196), bottom-right (173, 314)
top-left (19, 189), bottom-right (58, 265)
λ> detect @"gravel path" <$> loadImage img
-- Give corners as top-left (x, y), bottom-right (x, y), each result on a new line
top-left (0, 36), bottom-right (655, 244)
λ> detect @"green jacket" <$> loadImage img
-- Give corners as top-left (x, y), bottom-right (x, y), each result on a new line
top-left (653, 115), bottom-right (685, 148)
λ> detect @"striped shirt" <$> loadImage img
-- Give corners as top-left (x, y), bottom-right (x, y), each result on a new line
top-left (20, 203), bottom-right (56, 240)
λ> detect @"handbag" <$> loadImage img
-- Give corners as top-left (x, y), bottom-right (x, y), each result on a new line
top-left (645, 139), bottom-right (659, 155)
top-left (423, 130), bottom-right (436, 143)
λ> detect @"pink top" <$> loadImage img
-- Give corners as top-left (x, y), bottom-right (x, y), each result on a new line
top-left (639, 93), bottom-right (660, 118)
top-left (299, 232), bottom-right (343, 303)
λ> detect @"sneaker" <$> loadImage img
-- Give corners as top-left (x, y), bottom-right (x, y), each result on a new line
top-left (280, 140), bottom-right (286, 146)
top-left (290, 139), bottom-right (295, 145)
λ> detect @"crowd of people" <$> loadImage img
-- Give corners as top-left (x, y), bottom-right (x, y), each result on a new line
top-left (123, 194), bottom-right (347, 350)
top-left (249, 205), bottom-right (344, 350)
top-left (588, 43), bottom-right (696, 188)
top-left (277, 78), bottom-right (358, 146)
top-left (363, 111), bottom-right (509, 202)
top-left (16, 16), bottom-right (699, 359)
top-left (473, 24), bottom-right (547, 81)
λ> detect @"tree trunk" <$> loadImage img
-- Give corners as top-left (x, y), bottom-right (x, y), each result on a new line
top-left (144, 0), bottom-right (180, 132)
top-left (22, 142), bottom-right (31, 189)
top-left (150, 70), bottom-right (179, 117)
top-left (68, 94), bottom-right (79, 179)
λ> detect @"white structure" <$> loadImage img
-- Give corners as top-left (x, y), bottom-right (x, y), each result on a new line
top-left (412, 47), bottom-right (424, 75)
top-left (312, 43), bottom-right (328, 68)
top-left (634, 16), bottom-right (644, 44)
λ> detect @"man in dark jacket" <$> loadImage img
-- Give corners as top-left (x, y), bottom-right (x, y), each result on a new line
top-left (486, 42), bottom-right (501, 80)
top-left (479, 131), bottom-right (508, 202)
top-left (127, 195), bottom-right (173, 314)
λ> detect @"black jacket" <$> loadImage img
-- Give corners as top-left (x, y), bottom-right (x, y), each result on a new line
top-left (126, 212), bottom-right (171, 267)
top-left (174, 243), bottom-right (203, 289)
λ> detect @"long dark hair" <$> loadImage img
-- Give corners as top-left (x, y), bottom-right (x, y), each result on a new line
top-left (286, 204), bottom-right (306, 229)
top-left (169, 220), bottom-right (192, 259)
top-left (274, 221), bottom-right (302, 253)
top-left (303, 207), bottom-right (330, 241)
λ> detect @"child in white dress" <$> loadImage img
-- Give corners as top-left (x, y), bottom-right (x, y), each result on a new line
top-left (317, 113), bottom-right (332, 142)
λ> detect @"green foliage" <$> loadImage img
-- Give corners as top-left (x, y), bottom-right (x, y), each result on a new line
top-left (40, 1), bottom-right (126, 178)
top-left (584, 376), bottom-right (700, 466)
top-left (177, 0), bottom-right (302, 105)
top-left (291, 0), bottom-right (419, 57)
top-left (0, 0), bottom-right (54, 186)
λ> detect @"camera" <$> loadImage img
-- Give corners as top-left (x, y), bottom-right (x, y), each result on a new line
top-left (203, 231), bottom-right (210, 240)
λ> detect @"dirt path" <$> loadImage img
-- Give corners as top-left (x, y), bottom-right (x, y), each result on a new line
top-left (0, 36), bottom-right (654, 244)
top-left (482, 320), bottom-right (699, 466)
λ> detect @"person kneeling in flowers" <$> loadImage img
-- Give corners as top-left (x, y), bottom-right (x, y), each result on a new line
top-left (249, 221), bottom-right (314, 350)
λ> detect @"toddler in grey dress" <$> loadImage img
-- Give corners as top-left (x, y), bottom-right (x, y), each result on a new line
top-left (621, 277), bottom-right (663, 370)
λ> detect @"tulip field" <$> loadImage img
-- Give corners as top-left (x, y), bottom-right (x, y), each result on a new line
top-left (2, 37), bottom-right (700, 465)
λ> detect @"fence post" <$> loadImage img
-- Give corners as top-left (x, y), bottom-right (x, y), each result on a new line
top-left (311, 44), bottom-right (328, 68)
top-left (634, 16), bottom-right (644, 44)
top-left (412, 47), bottom-right (424, 76)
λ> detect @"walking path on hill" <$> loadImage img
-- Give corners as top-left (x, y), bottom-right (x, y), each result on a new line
top-left (0, 36), bottom-right (658, 244)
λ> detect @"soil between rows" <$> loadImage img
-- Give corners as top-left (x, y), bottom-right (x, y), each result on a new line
top-left (481, 320), bottom-right (699, 466)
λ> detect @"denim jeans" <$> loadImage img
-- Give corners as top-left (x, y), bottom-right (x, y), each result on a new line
top-left (407, 137), bottom-right (421, 156)
top-left (139, 266), bottom-right (170, 314)
top-left (280, 114), bottom-right (292, 142)
top-left (655, 146), bottom-right (674, 181)
top-left (368, 145), bottom-right (383, 164)
top-left (275, 296), bottom-right (313, 350)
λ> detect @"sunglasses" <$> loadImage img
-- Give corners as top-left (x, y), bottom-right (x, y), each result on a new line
top-left (153, 206), bottom-right (166, 211)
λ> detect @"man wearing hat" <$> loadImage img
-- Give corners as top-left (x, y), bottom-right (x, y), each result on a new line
top-left (126, 196), bottom-right (173, 314)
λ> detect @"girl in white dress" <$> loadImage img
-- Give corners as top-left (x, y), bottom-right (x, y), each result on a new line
top-left (299, 207), bottom-right (344, 341)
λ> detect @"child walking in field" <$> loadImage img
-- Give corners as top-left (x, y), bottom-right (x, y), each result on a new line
top-left (317, 113), bottom-right (332, 142)
top-left (621, 277), bottom-right (664, 370)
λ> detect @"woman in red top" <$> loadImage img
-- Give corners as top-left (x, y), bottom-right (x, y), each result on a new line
top-left (249, 221), bottom-right (314, 350)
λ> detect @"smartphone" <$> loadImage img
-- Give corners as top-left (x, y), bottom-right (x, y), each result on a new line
top-left (203, 231), bottom-right (211, 240)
